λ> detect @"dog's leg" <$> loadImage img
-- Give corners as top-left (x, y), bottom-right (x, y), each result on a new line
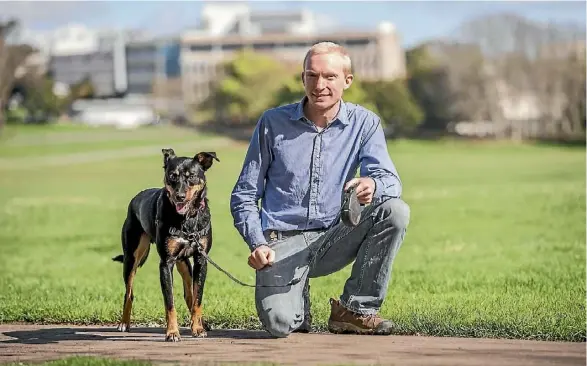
top-left (160, 259), bottom-right (180, 342)
top-left (176, 258), bottom-right (194, 314)
top-left (160, 237), bottom-right (187, 342)
top-left (118, 226), bottom-right (149, 332)
top-left (190, 253), bottom-right (208, 338)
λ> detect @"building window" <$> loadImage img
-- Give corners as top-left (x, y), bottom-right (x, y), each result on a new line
top-left (253, 42), bottom-right (277, 50)
top-left (190, 44), bottom-right (213, 52)
top-left (221, 43), bottom-right (243, 51)
top-left (282, 42), bottom-right (312, 48)
top-left (346, 38), bottom-right (371, 47)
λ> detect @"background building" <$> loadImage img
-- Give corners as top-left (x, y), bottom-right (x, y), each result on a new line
top-left (40, 25), bottom-right (138, 97)
top-left (125, 37), bottom-right (181, 95)
top-left (180, 3), bottom-right (406, 107)
top-left (7, 3), bottom-right (406, 118)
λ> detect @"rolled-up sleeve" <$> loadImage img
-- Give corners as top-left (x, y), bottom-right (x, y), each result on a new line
top-left (230, 113), bottom-right (272, 251)
top-left (359, 116), bottom-right (402, 202)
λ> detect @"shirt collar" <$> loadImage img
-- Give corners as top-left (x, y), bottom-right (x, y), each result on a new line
top-left (290, 96), bottom-right (349, 126)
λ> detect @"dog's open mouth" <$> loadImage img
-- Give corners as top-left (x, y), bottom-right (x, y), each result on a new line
top-left (175, 201), bottom-right (189, 215)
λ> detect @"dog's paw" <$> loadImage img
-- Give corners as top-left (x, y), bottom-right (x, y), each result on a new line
top-left (191, 327), bottom-right (207, 338)
top-left (116, 323), bottom-right (130, 332)
top-left (165, 330), bottom-right (181, 342)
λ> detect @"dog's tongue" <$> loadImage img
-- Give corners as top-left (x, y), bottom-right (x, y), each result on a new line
top-left (175, 202), bottom-right (188, 214)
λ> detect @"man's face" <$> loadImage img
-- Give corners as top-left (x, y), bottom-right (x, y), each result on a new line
top-left (302, 52), bottom-right (353, 111)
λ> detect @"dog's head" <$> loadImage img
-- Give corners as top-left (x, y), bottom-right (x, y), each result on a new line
top-left (162, 148), bottom-right (219, 215)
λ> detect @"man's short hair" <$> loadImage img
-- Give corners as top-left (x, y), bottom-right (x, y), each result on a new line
top-left (303, 41), bottom-right (352, 75)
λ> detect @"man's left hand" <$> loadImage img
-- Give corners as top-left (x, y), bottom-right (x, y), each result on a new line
top-left (344, 177), bottom-right (376, 205)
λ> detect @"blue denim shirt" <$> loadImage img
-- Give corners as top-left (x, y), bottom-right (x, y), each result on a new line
top-left (230, 98), bottom-right (402, 251)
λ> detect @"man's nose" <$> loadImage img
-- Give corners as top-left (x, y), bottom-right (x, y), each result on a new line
top-left (316, 76), bottom-right (326, 90)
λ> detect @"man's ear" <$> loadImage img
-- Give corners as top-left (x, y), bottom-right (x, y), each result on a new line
top-left (162, 148), bottom-right (175, 167)
top-left (344, 73), bottom-right (354, 90)
top-left (194, 152), bottom-right (220, 171)
top-left (301, 71), bottom-right (305, 86)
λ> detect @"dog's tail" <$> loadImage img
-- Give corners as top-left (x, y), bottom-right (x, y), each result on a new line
top-left (112, 254), bottom-right (124, 263)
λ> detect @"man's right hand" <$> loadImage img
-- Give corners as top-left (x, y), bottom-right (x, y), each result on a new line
top-left (248, 245), bottom-right (276, 270)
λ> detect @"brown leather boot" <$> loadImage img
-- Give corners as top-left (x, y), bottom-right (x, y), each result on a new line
top-left (327, 298), bottom-right (394, 335)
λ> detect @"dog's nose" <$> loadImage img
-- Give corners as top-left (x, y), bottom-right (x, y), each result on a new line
top-left (175, 192), bottom-right (186, 201)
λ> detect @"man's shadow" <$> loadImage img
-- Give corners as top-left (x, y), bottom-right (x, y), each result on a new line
top-left (1, 327), bottom-right (274, 345)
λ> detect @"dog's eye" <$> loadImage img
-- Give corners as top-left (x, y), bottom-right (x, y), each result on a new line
top-left (169, 173), bottom-right (178, 181)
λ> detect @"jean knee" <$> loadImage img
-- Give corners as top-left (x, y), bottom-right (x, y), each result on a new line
top-left (375, 198), bottom-right (410, 230)
top-left (256, 291), bottom-right (302, 338)
top-left (258, 307), bottom-right (297, 338)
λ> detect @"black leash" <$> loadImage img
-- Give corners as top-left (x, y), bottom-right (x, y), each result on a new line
top-left (200, 246), bottom-right (301, 287)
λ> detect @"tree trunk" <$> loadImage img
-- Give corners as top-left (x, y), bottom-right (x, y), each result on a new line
top-left (0, 101), bottom-right (5, 134)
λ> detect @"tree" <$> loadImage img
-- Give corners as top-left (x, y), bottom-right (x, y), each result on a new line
top-left (418, 40), bottom-right (493, 125)
top-left (70, 75), bottom-right (95, 100)
top-left (18, 72), bottom-right (63, 122)
top-left (535, 38), bottom-right (586, 141)
top-left (0, 19), bottom-right (34, 131)
top-left (363, 80), bottom-right (424, 136)
top-left (405, 44), bottom-right (458, 131)
top-left (201, 49), bottom-right (292, 125)
top-left (562, 52), bottom-right (586, 137)
top-left (453, 13), bottom-right (586, 141)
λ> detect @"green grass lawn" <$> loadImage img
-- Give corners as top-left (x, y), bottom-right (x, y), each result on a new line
top-left (0, 124), bottom-right (584, 342)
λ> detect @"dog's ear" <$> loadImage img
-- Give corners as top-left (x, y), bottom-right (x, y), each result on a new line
top-left (194, 152), bottom-right (219, 171)
top-left (162, 148), bottom-right (175, 167)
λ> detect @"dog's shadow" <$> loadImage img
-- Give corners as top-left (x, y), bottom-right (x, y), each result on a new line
top-left (1, 327), bottom-right (274, 344)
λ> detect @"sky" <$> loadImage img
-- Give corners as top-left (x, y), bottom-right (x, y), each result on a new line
top-left (2, 0), bottom-right (586, 47)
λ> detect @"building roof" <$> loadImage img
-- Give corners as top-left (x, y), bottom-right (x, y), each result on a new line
top-left (181, 28), bottom-right (390, 45)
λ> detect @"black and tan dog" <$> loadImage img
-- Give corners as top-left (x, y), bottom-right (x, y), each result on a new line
top-left (112, 148), bottom-right (219, 342)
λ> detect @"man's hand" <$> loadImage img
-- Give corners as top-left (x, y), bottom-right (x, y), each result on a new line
top-left (248, 245), bottom-right (276, 270)
top-left (345, 177), bottom-right (376, 204)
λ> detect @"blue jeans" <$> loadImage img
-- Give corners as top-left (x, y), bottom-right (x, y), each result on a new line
top-left (255, 198), bottom-right (410, 337)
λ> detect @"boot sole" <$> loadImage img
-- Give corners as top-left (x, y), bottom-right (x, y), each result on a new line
top-left (328, 321), bottom-right (391, 335)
